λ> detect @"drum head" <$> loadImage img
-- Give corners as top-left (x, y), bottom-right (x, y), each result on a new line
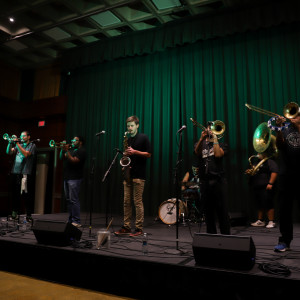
top-left (158, 199), bottom-right (180, 225)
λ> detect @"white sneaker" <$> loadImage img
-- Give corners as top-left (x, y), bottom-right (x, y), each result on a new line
top-left (251, 220), bottom-right (265, 227)
top-left (266, 221), bottom-right (276, 228)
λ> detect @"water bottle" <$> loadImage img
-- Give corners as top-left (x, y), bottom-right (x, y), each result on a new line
top-left (20, 216), bottom-right (27, 232)
top-left (142, 233), bottom-right (148, 255)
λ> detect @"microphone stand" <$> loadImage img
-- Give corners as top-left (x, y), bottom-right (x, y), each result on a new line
top-left (88, 157), bottom-right (95, 237)
top-left (89, 134), bottom-right (104, 237)
top-left (102, 149), bottom-right (120, 227)
top-left (165, 130), bottom-right (184, 255)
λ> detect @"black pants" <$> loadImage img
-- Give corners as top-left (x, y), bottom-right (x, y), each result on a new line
top-left (200, 177), bottom-right (231, 235)
top-left (278, 174), bottom-right (298, 246)
top-left (10, 173), bottom-right (35, 216)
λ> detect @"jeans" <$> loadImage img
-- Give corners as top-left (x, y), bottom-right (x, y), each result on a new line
top-left (64, 179), bottom-right (82, 224)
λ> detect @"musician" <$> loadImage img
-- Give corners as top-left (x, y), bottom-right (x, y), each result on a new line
top-left (181, 165), bottom-right (201, 221)
top-left (6, 131), bottom-right (37, 221)
top-left (245, 151), bottom-right (278, 228)
top-left (60, 136), bottom-right (86, 228)
top-left (194, 123), bottom-right (231, 235)
top-left (274, 111), bottom-right (300, 252)
top-left (115, 116), bottom-right (151, 237)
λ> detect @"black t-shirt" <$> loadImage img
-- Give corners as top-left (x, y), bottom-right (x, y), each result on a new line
top-left (64, 147), bottom-right (87, 180)
top-left (249, 158), bottom-right (279, 189)
top-left (127, 133), bottom-right (151, 180)
top-left (194, 140), bottom-right (228, 180)
top-left (277, 125), bottom-right (300, 175)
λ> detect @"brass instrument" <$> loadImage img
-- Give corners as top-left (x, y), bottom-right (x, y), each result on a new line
top-left (120, 131), bottom-right (131, 183)
top-left (190, 118), bottom-right (226, 139)
top-left (49, 140), bottom-right (71, 149)
top-left (3, 133), bottom-right (20, 142)
top-left (245, 102), bottom-right (299, 131)
top-left (246, 102), bottom-right (299, 119)
top-left (247, 122), bottom-right (277, 176)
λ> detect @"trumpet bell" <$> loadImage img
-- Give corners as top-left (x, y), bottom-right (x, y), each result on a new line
top-left (49, 140), bottom-right (67, 148)
top-left (283, 102), bottom-right (300, 119)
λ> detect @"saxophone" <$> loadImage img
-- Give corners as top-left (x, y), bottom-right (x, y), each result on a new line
top-left (120, 131), bottom-right (131, 182)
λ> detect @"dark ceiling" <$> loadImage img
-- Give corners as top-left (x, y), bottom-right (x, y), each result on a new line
top-left (0, 0), bottom-right (278, 69)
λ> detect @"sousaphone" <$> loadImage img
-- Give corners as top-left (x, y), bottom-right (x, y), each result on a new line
top-left (247, 122), bottom-right (277, 176)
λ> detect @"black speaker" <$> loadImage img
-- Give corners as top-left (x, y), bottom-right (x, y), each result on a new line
top-left (192, 233), bottom-right (256, 270)
top-left (32, 220), bottom-right (82, 246)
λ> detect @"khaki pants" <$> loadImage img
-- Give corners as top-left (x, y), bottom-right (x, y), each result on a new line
top-left (123, 178), bottom-right (145, 231)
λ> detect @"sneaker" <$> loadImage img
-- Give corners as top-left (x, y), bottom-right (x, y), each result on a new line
top-left (130, 229), bottom-right (143, 237)
top-left (251, 220), bottom-right (265, 227)
top-left (274, 242), bottom-right (290, 252)
top-left (266, 221), bottom-right (276, 228)
top-left (114, 227), bottom-right (131, 236)
top-left (71, 222), bottom-right (82, 228)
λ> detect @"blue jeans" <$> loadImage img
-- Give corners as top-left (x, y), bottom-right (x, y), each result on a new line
top-left (64, 179), bottom-right (82, 224)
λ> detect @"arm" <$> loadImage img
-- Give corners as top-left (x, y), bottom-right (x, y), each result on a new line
top-left (194, 131), bottom-right (207, 156)
top-left (60, 144), bottom-right (81, 163)
top-left (15, 142), bottom-right (32, 158)
top-left (181, 172), bottom-right (190, 191)
top-left (211, 135), bottom-right (224, 158)
top-left (275, 116), bottom-right (286, 149)
top-left (6, 141), bottom-right (15, 155)
top-left (126, 147), bottom-right (151, 158)
top-left (266, 172), bottom-right (278, 190)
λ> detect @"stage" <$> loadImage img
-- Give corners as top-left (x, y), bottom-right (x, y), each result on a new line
top-left (0, 213), bottom-right (300, 299)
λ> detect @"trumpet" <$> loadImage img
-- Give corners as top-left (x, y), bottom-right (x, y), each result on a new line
top-left (49, 140), bottom-right (71, 149)
top-left (190, 118), bottom-right (226, 139)
top-left (3, 133), bottom-right (21, 143)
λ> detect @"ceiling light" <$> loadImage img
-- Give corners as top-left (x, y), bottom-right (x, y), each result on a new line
top-left (90, 11), bottom-right (121, 27)
top-left (151, 0), bottom-right (182, 10)
top-left (9, 17), bottom-right (15, 23)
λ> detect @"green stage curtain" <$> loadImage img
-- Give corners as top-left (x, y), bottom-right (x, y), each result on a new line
top-left (63, 22), bottom-right (300, 219)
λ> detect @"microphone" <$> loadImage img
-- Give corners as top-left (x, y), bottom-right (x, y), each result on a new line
top-left (95, 130), bottom-right (106, 136)
top-left (31, 139), bottom-right (40, 143)
top-left (177, 125), bottom-right (186, 133)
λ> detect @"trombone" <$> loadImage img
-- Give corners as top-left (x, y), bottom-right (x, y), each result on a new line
top-left (245, 102), bottom-right (299, 131)
top-left (49, 140), bottom-right (71, 149)
top-left (190, 118), bottom-right (226, 139)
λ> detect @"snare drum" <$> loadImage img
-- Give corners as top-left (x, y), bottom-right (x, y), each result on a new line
top-left (158, 198), bottom-right (187, 225)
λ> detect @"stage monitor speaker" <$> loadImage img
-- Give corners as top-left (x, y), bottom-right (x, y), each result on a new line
top-left (32, 220), bottom-right (82, 246)
top-left (192, 233), bottom-right (256, 270)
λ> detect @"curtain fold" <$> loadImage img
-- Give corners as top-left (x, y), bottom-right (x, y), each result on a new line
top-left (63, 22), bottom-right (300, 218)
top-left (62, 0), bottom-right (300, 71)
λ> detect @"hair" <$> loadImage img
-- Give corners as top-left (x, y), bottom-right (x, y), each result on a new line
top-left (21, 131), bottom-right (31, 137)
top-left (75, 135), bottom-right (85, 145)
top-left (126, 115), bottom-right (139, 125)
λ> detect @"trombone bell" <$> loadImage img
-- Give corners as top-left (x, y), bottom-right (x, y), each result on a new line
top-left (283, 102), bottom-right (300, 119)
top-left (210, 120), bottom-right (225, 139)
